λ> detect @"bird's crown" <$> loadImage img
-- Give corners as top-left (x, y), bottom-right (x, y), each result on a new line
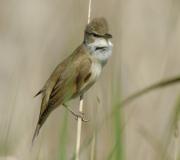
top-left (85, 17), bottom-right (111, 38)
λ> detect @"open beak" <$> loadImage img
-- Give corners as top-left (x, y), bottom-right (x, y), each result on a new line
top-left (104, 33), bottom-right (112, 39)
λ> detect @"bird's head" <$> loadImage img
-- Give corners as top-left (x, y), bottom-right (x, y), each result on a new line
top-left (84, 17), bottom-right (113, 64)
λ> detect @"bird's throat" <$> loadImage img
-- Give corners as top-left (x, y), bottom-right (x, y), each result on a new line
top-left (85, 38), bottom-right (113, 65)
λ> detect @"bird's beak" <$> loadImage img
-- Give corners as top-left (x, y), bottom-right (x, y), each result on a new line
top-left (104, 33), bottom-right (112, 39)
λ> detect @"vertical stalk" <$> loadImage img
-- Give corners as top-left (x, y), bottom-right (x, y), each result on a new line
top-left (75, 0), bottom-right (92, 159)
top-left (75, 95), bottom-right (84, 160)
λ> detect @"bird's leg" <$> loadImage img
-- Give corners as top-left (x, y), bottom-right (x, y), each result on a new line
top-left (63, 103), bottom-right (88, 122)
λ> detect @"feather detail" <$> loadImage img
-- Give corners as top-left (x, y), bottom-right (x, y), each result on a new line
top-left (34, 90), bottom-right (43, 97)
top-left (32, 124), bottom-right (40, 144)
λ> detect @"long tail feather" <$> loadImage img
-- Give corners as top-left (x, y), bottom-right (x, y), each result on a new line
top-left (32, 123), bottom-right (41, 144)
top-left (32, 105), bottom-right (55, 145)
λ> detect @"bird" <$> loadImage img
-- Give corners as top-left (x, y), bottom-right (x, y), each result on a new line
top-left (32, 17), bottom-right (113, 142)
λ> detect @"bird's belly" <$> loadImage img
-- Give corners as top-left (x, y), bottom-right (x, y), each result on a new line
top-left (88, 62), bottom-right (102, 84)
top-left (76, 62), bottom-right (102, 97)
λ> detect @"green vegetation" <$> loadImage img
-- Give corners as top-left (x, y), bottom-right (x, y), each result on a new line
top-left (59, 111), bottom-right (68, 160)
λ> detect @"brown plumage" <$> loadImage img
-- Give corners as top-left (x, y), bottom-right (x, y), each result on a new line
top-left (32, 17), bottom-right (113, 142)
top-left (33, 46), bottom-right (92, 141)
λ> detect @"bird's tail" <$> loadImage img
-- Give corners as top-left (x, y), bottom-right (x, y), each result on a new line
top-left (31, 107), bottom-right (50, 144)
top-left (32, 123), bottom-right (41, 144)
top-left (32, 105), bottom-right (54, 145)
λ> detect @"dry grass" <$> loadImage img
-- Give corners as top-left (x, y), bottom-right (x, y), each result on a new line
top-left (0, 0), bottom-right (180, 160)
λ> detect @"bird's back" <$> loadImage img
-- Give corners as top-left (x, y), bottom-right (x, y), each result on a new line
top-left (33, 44), bottom-right (92, 141)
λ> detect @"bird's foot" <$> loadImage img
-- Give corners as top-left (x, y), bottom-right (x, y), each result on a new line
top-left (63, 103), bottom-right (89, 122)
top-left (74, 112), bottom-right (89, 122)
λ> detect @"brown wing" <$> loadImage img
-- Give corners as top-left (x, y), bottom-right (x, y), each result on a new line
top-left (32, 46), bottom-right (92, 142)
top-left (74, 58), bottom-right (92, 97)
top-left (39, 60), bottom-right (68, 116)
top-left (32, 60), bottom-right (68, 142)
top-left (48, 55), bottom-right (92, 107)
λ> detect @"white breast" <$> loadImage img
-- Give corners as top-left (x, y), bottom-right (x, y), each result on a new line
top-left (87, 38), bottom-right (113, 65)
top-left (90, 61), bottom-right (102, 83)
top-left (79, 61), bottom-right (102, 95)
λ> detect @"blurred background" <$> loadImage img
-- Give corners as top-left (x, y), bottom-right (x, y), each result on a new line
top-left (0, 0), bottom-right (180, 159)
